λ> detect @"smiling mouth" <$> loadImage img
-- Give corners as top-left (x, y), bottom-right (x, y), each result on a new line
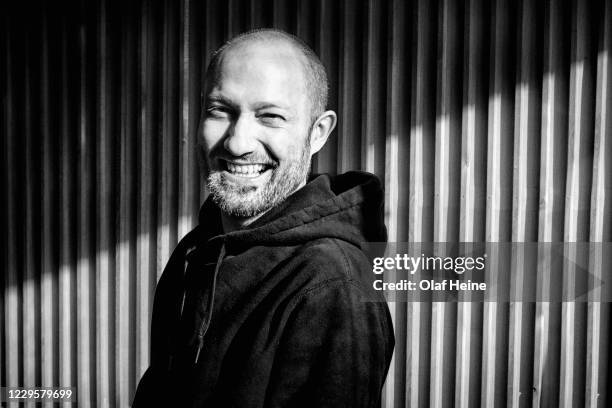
top-left (220, 160), bottom-right (275, 178)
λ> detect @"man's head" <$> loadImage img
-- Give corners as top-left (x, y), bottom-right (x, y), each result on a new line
top-left (198, 29), bottom-right (337, 224)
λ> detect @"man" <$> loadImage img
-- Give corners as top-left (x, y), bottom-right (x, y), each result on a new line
top-left (133, 29), bottom-right (394, 408)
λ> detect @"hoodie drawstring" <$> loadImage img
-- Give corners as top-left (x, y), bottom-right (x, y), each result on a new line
top-left (194, 242), bottom-right (226, 364)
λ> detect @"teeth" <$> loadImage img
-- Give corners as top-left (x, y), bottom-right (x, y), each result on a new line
top-left (226, 162), bottom-right (267, 177)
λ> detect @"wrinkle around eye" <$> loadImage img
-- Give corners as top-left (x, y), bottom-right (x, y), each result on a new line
top-left (258, 118), bottom-right (284, 127)
top-left (257, 113), bottom-right (287, 127)
top-left (205, 107), bottom-right (232, 119)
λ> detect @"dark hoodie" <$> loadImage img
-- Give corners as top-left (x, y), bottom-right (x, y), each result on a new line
top-left (133, 171), bottom-right (395, 408)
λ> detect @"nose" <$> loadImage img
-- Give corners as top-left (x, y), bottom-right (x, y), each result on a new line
top-left (224, 114), bottom-right (256, 156)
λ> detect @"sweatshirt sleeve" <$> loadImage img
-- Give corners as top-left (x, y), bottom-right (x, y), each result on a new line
top-left (263, 279), bottom-right (394, 408)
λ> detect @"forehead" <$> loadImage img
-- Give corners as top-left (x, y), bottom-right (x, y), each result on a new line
top-left (207, 42), bottom-right (309, 110)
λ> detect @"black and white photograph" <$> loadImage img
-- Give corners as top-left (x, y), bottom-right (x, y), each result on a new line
top-left (1, 0), bottom-right (611, 407)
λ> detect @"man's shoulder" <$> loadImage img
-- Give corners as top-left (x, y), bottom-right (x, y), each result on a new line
top-left (178, 226), bottom-right (202, 249)
top-left (157, 227), bottom-right (201, 279)
top-left (281, 238), bottom-right (389, 317)
top-left (297, 237), bottom-right (367, 265)
top-left (290, 237), bottom-right (374, 288)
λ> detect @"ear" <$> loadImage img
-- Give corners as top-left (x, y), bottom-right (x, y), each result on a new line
top-left (308, 110), bottom-right (337, 156)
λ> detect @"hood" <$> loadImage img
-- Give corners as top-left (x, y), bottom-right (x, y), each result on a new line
top-left (199, 171), bottom-right (387, 249)
top-left (182, 171), bottom-right (387, 367)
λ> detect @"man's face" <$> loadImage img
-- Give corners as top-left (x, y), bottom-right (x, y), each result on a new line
top-left (199, 42), bottom-right (314, 219)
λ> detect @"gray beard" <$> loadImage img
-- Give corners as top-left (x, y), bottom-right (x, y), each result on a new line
top-left (206, 140), bottom-right (311, 219)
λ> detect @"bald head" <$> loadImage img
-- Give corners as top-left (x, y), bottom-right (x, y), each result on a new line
top-left (204, 29), bottom-right (329, 120)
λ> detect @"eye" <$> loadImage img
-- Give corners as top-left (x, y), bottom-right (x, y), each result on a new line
top-left (206, 106), bottom-right (231, 119)
top-left (258, 113), bottom-right (286, 126)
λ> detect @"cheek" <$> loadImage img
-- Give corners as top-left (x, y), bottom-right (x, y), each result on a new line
top-left (264, 128), bottom-right (311, 162)
top-left (201, 120), bottom-right (229, 152)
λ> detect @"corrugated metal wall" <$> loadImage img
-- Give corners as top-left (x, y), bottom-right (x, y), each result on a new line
top-left (1, 0), bottom-right (611, 407)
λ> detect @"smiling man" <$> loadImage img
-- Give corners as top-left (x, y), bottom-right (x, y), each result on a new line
top-left (133, 29), bottom-right (394, 408)
top-left (201, 32), bottom-right (330, 230)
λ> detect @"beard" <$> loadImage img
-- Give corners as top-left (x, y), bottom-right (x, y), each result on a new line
top-left (206, 137), bottom-right (312, 219)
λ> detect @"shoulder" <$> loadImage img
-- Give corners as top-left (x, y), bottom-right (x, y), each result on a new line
top-left (281, 243), bottom-right (393, 342)
top-left (294, 238), bottom-right (368, 274)
top-left (289, 238), bottom-right (381, 301)
top-left (155, 227), bottom-right (200, 287)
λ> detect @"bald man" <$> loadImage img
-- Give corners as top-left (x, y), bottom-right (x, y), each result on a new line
top-left (133, 29), bottom-right (394, 408)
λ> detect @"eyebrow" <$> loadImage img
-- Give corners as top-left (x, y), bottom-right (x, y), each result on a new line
top-left (205, 95), bottom-right (235, 106)
top-left (205, 95), bottom-right (291, 112)
top-left (251, 102), bottom-right (290, 111)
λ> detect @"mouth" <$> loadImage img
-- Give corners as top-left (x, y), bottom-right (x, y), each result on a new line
top-left (219, 160), bottom-right (275, 179)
